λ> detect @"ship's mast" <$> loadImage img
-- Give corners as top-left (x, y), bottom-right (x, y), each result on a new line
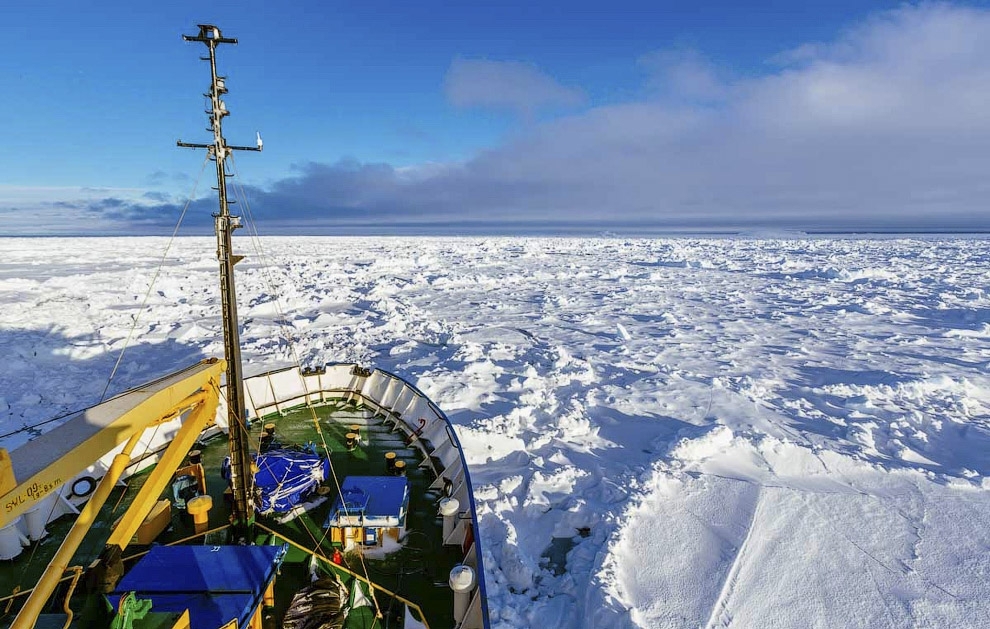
top-left (178, 24), bottom-right (261, 542)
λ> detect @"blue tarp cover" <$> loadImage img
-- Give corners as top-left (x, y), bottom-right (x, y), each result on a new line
top-left (327, 476), bottom-right (409, 522)
top-left (224, 446), bottom-right (330, 513)
top-left (108, 545), bottom-right (286, 628)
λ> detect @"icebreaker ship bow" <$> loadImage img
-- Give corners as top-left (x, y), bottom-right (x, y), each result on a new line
top-left (0, 24), bottom-right (490, 629)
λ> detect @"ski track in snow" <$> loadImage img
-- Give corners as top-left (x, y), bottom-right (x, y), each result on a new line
top-left (703, 487), bottom-right (763, 629)
top-left (2, 235), bottom-right (990, 627)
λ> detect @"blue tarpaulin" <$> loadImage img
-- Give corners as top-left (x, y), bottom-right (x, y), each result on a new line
top-left (108, 545), bottom-right (286, 628)
top-left (326, 476), bottom-right (409, 525)
top-left (223, 446), bottom-right (330, 513)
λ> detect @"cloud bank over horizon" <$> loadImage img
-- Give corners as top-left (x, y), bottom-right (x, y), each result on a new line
top-left (5, 4), bottom-right (990, 235)
top-left (445, 58), bottom-right (585, 118)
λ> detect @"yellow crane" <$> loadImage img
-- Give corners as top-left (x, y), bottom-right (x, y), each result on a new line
top-left (0, 358), bottom-right (226, 628)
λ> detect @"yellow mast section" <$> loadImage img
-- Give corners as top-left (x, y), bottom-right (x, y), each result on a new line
top-left (0, 358), bottom-right (226, 527)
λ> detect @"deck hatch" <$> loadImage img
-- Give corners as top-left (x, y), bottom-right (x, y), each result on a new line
top-left (325, 476), bottom-right (409, 528)
top-left (107, 544), bottom-right (285, 628)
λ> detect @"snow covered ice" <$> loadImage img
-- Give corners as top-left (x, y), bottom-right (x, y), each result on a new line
top-left (2, 235), bottom-right (990, 628)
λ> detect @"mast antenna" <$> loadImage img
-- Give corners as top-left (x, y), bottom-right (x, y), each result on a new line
top-left (177, 24), bottom-right (262, 543)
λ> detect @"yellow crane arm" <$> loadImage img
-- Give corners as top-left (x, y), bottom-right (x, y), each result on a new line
top-left (2, 358), bottom-right (227, 629)
top-left (0, 359), bottom-right (226, 528)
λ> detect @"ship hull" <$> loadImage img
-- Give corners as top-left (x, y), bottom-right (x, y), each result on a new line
top-left (1, 362), bottom-right (490, 629)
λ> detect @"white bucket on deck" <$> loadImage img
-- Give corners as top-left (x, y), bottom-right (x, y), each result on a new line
top-left (0, 521), bottom-right (28, 560)
top-left (23, 505), bottom-right (49, 542)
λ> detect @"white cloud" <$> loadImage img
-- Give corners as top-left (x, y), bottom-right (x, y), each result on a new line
top-left (639, 49), bottom-right (728, 102)
top-left (444, 58), bottom-right (584, 117)
top-left (7, 4), bottom-right (990, 234)
top-left (423, 3), bottom-right (990, 230)
top-left (0, 186), bottom-right (160, 235)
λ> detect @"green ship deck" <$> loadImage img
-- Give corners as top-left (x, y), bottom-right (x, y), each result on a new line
top-left (0, 400), bottom-right (461, 628)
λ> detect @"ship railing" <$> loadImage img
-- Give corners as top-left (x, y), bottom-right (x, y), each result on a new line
top-left (227, 363), bottom-right (490, 629)
top-left (8, 362), bottom-right (491, 628)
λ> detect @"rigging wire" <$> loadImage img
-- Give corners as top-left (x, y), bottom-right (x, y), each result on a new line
top-left (0, 408), bottom-right (84, 440)
top-left (99, 154), bottom-right (211, 403)
top-left (227, 152), bottom-right (303, 359)
top-left (13, 155), bottom-right (211, 592)
top-left (227, 154), bottom-right (383, 619)
top-left (226, 156), bottom-right (344, 491)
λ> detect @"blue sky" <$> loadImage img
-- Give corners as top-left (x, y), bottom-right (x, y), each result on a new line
top-left (2, 1), bottom-right (989, 234)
